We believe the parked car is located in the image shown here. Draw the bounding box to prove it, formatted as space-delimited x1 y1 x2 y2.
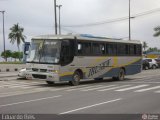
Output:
142 59 150 70
18 68 27 78
143 58 158 69
155 58 160 68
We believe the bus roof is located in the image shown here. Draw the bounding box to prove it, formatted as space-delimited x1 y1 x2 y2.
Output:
32 34 141 44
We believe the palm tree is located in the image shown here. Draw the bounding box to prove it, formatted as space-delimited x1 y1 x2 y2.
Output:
9 23 26 50
154 26 160 37
142 41 148 51
8 23 26 60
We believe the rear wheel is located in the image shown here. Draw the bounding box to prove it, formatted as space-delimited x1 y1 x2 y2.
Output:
112 68 125 81
69 71 81 86
46 81 54 85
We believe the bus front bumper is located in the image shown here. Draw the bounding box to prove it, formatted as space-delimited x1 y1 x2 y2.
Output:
25 72 60 82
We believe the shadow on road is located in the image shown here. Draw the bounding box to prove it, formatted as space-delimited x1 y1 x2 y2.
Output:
15 77 134 88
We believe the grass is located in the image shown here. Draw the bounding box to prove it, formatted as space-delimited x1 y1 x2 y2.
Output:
0 61 23 64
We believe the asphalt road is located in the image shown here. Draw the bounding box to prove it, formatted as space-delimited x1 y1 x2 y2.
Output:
0 69 160 120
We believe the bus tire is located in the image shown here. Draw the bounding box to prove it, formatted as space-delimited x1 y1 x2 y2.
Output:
69 71 81 86
117 68 125 80
46 81 55 85
113 68 125 81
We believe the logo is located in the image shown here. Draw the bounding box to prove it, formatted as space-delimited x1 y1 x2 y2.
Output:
142 114 148 120
88 59 111 77
142 114 159 120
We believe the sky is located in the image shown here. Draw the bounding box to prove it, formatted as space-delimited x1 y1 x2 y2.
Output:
0 0 160 56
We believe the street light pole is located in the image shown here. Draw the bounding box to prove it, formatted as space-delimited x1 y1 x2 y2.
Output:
0 11 6 61
54 0 58 35
57 5 62 35
129 0 131 40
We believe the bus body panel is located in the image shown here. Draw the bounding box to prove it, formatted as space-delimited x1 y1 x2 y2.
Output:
26 34 142 83
59 56 142 81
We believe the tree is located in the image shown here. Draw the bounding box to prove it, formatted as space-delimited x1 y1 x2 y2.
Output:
146 47 160 53
1 50 12 62
11 51 23 61
142 41 148 51
8 23 26 60
153 26 160 37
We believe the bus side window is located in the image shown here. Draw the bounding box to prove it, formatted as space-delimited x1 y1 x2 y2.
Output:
137 44 142 56
106 43 117 56
61 40 74 66
129 45 134 55
78 43 82 54
92 43 105 55
77 42 91 56
125 44 129 55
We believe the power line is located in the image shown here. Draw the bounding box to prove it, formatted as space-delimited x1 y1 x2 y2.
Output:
62 7 160 28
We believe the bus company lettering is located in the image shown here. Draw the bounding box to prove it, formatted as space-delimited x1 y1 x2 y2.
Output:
88 59 111 77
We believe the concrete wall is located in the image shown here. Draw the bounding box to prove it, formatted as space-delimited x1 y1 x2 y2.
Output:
0 64 26 72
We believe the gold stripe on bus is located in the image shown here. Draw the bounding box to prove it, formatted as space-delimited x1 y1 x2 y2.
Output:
59 72 74 77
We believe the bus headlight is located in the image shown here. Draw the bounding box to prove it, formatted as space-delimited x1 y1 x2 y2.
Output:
48 70 59 73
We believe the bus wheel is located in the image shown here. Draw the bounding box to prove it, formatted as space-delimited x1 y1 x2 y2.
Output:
113 69 125 81
69 71 81 86
46 81 54 85
117 68 125 80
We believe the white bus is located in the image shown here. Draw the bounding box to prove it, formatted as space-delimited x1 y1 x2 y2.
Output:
25 34 142 85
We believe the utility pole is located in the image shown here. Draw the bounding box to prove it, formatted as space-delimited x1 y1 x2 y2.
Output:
54 0 58 35
0 11 6 61
129 0 131 40
57 5 62 35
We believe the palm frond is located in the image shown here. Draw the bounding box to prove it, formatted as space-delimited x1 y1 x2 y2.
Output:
8 23 26 49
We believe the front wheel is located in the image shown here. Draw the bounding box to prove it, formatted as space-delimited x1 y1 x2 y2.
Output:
69 72 81 86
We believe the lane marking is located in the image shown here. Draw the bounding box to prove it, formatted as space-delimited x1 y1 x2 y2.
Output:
98 85 131 91
0 95 62 108
66 85 104 92
135 86 160 92
0 85 33 89
115 84 149 92
81 85 116 91
1 81 41 86
155 91 160 93
0 89 47 98
59 98 122 114
116 82 160 84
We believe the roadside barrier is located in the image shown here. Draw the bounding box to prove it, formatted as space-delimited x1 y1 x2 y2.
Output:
0 64 26 72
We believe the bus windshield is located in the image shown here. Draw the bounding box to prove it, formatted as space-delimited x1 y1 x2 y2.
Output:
27 39 61 64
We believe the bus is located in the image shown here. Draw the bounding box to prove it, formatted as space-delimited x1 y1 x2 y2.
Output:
25 34 142 85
